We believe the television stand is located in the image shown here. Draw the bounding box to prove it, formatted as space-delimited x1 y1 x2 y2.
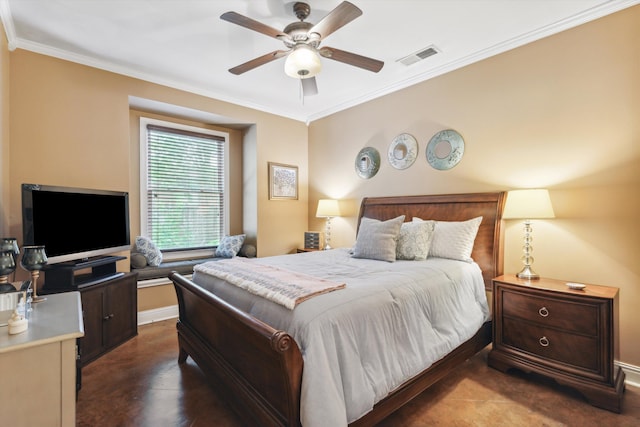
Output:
41 256 138 373
43 255 126 291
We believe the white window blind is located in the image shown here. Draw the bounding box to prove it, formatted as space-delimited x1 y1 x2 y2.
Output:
145 124 225 251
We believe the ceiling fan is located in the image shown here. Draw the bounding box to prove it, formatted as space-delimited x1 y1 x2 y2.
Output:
221 1 384 96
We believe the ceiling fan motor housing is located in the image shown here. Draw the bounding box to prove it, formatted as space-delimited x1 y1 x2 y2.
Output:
283 7 322 79
283 21 320 48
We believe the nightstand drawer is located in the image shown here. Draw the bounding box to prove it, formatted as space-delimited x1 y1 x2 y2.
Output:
502 317 599 372
502 289 598 336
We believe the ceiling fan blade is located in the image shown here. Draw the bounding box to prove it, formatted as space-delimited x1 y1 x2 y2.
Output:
319 47 384 73
301 77 318 96
308 1 362 40
221 11 291 42
228 50 289 75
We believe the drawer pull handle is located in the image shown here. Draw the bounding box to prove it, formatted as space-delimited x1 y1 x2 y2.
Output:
538 307 549 317
539 336 550 347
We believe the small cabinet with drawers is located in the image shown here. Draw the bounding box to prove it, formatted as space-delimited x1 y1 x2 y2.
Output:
488 275 625 412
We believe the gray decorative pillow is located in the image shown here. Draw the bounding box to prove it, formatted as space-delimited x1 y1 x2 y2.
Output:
130 252 148 269
352 215 405 262
418 216 483 262
215 234 246 258
396 220 436 260
134 236 163 266
238 243 256 258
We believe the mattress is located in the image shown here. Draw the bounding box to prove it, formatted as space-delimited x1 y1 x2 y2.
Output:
192 248 490 427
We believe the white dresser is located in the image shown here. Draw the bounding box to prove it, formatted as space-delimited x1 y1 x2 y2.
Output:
0 292 84 426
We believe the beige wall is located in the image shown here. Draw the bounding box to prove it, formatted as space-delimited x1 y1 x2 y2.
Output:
0 27 9 236
309 7 640 366
5 50 308 308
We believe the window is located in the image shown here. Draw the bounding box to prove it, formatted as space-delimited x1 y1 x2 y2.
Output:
140 118 229 252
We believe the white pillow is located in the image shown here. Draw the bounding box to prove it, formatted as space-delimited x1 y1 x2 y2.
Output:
396 220 436 260
352 215 405 262
414 216 482 262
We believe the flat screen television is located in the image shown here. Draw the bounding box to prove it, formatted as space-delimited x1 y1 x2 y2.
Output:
22 183 131 265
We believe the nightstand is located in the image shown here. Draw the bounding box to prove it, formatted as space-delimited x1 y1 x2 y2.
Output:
488 275 625 413
297 248 321 253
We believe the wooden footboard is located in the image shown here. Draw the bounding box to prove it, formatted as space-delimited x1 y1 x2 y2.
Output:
171 272 303 427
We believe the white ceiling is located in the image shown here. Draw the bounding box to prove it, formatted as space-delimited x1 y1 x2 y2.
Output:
1 0 637 123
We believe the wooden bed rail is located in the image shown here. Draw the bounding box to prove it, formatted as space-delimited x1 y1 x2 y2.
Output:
170 272 303 427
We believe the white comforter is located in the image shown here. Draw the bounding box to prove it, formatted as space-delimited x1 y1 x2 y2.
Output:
192 248 490 427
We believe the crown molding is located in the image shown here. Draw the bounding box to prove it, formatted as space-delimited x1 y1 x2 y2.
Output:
0 0 17 51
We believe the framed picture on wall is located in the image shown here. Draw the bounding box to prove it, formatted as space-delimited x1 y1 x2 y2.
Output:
268 162 298 200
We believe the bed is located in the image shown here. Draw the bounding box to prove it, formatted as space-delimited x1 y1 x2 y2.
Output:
170 192 506 426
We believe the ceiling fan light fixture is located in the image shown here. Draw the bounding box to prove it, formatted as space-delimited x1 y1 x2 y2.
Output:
284 44 322 79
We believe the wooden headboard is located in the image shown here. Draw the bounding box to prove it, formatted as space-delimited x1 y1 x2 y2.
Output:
357 192 506 289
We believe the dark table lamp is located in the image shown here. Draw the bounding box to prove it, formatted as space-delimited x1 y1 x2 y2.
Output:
1 238 20 282
0 250 17 287
21 245 48 303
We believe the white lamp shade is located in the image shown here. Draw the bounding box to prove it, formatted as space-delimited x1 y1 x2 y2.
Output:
316 199 341 218
503 189 555 219
285 45 322 79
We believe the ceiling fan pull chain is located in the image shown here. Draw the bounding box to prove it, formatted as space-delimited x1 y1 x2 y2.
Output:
299 79 305 105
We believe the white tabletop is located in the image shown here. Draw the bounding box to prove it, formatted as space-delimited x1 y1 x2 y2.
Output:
0 291 84 353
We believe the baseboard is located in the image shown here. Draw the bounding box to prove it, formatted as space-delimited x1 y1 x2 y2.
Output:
137 304 178 326
617 360 640 388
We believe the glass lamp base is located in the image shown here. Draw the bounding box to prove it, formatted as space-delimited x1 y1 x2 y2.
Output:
516 265 540 280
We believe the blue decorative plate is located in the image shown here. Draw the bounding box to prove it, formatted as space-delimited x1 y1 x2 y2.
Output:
355 147 380 179
426 129 464 170
388 133 418 170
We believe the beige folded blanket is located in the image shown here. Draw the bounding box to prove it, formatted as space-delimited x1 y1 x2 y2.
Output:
195 257 345 309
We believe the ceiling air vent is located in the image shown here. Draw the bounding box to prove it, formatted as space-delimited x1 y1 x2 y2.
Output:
397 45 440 66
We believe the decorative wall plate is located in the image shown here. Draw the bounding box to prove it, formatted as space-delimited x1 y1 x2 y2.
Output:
355 147 380 179
387 133 418 170
426 129 465 170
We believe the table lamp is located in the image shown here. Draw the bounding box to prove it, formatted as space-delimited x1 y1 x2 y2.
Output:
0 250 16 286
20 245 48 302
1 238 20 282
503 189 555 280
316 199 341 250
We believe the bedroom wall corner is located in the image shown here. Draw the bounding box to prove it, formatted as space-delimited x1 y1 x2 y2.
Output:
255 118 310 257
0 21 9 237
242 124 258 249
